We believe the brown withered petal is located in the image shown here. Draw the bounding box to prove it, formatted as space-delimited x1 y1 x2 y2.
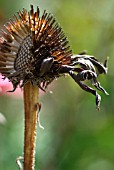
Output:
0 5 108 109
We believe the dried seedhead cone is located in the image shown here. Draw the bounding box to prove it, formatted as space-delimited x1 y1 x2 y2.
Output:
0 5 108 108
0 5 72 91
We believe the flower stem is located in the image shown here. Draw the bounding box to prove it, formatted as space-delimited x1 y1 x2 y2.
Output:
23 81 39 170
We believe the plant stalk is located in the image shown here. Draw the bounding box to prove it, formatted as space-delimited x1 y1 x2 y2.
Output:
23 81 39 170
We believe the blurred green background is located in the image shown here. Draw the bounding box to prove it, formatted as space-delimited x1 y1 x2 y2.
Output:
0 0 114 170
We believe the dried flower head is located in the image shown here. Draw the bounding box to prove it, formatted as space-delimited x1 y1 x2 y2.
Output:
0 5 108 109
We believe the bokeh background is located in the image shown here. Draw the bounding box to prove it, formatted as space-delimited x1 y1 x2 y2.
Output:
0 0 114 170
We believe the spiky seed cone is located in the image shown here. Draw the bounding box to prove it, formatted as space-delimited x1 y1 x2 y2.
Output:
0 5 72 91
0 5 72 170
0 4 108 168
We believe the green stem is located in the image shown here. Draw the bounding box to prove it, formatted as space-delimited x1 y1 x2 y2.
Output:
23 81 39 170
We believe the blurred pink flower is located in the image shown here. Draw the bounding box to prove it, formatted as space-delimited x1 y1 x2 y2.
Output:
0 74 47 98
0 74 22 98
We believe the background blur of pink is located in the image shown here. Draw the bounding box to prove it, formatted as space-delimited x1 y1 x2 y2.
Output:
0 74 22 97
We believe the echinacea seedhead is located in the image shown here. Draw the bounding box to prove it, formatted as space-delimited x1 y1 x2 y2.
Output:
0 5 108 109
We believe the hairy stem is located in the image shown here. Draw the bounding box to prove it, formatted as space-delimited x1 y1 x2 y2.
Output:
23 81 39 170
